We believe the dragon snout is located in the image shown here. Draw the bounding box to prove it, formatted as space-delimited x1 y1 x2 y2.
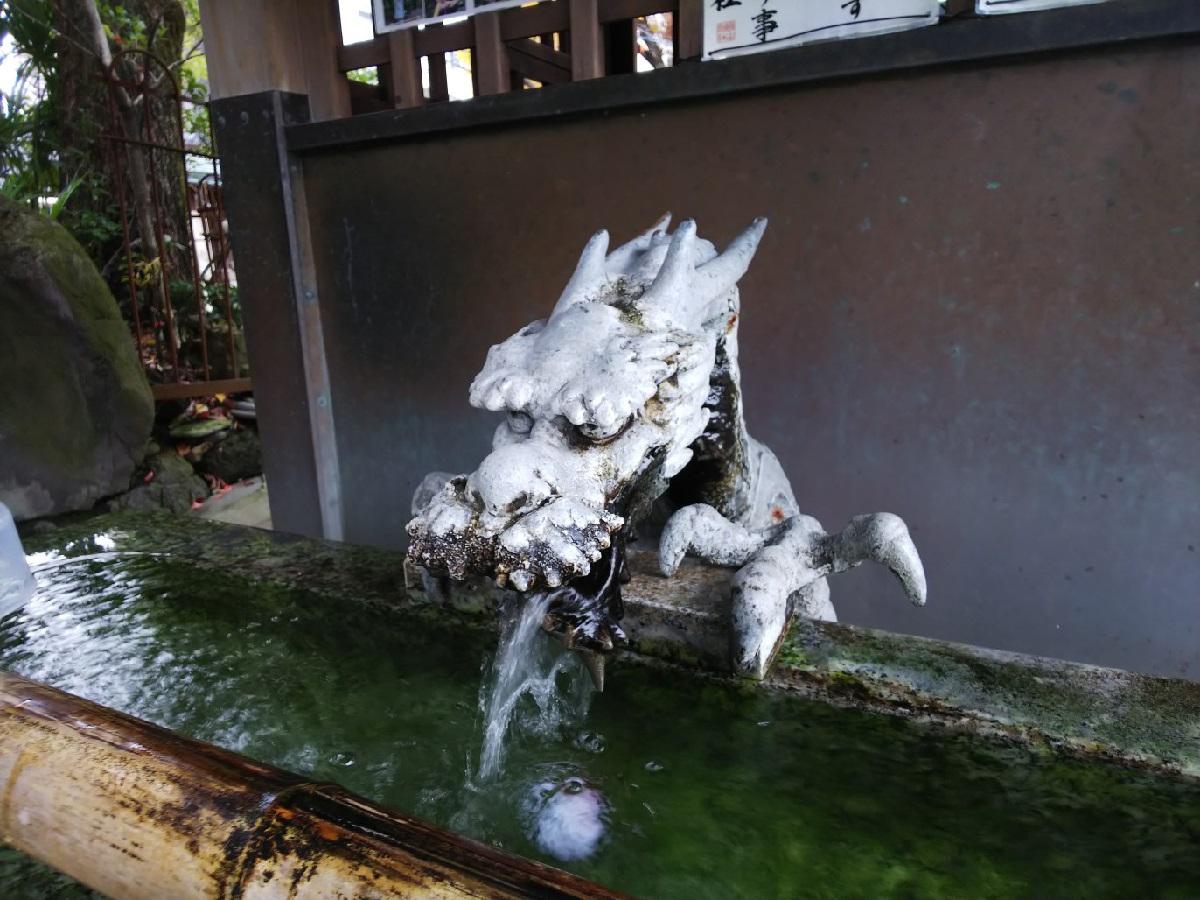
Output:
467 445 559 519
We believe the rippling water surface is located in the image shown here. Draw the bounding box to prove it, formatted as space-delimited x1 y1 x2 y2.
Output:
2 551 1200 898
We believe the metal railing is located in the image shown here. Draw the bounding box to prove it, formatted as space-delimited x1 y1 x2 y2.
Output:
101 48 248 401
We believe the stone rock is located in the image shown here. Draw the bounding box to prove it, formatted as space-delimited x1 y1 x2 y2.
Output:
107 451 207 515
195 428 262 484
0 198 153 520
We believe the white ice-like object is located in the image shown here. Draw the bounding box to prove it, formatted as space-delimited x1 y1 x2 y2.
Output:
0 503 35 619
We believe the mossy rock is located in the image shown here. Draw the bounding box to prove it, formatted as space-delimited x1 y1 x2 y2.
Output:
106 451 207 515
195 428 262 483
0 198 153 520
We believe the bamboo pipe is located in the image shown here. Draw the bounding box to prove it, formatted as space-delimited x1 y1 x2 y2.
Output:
0 671 626 899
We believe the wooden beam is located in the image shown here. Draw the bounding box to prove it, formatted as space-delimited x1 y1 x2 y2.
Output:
151 377 252 401
347 78 391 114
473 12 511 95
509 36 572 71
331 0 670 76
499 1 570 40
335 4 580 72
569 0 604 80
293 0 352 120
387 28 425 108
598 0 673 23
507 38 572 85
417 19 475 56
337 37 389 71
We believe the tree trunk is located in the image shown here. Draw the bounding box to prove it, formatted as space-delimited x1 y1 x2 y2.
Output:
54 0 192 375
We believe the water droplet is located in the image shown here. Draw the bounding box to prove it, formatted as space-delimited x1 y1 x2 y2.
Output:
328 750 355 767
757 720 772 728
644 760 664 772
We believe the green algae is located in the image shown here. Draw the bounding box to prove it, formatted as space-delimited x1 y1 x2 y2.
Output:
23 511 1200 781
771 618 1200 777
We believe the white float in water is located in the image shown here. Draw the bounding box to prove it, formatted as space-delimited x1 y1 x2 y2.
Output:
0 503 35 619
522 774 610 862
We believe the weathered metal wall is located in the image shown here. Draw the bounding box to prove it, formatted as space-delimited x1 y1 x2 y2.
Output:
289 37 1198 680
214 93 326 536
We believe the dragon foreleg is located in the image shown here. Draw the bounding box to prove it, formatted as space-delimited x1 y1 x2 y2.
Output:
660 504 927 678
658 503 784 576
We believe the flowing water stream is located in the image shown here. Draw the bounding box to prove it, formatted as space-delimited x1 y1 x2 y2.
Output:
2 549 1200 898
476 592 592 782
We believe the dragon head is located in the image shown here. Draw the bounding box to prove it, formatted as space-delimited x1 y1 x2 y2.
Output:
407 215 766 656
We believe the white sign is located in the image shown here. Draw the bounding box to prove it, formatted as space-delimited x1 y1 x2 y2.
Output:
703 0 941 61
977 0 1110 14
372 0 532 33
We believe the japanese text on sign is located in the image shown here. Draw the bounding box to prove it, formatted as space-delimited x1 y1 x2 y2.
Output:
703 0 941 60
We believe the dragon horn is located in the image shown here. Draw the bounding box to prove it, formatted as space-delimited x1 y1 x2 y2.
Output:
551 228 610 317
604 212 671 274
691 217 768 312
638 218 697 319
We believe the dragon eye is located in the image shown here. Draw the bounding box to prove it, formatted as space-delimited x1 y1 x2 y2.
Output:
507 411 534 435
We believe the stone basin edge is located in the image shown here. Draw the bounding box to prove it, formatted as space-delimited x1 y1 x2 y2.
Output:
23 511 1200 779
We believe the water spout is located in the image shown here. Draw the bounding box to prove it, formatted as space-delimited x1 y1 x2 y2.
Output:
476 594 593 782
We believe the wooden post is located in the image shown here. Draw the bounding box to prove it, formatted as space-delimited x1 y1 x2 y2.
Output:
0 670 626 899
387 29 425 108
424 23 451 103
675 0 704 63
198 0 350 121
473 11 511 95
198 0 306 98
427 52 450 103
568 0 604 80
293 0 352 120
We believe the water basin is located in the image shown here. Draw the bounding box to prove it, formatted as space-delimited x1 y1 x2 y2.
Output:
3 521 1199 898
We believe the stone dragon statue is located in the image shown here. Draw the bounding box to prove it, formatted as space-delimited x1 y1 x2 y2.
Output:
407 215 926 687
